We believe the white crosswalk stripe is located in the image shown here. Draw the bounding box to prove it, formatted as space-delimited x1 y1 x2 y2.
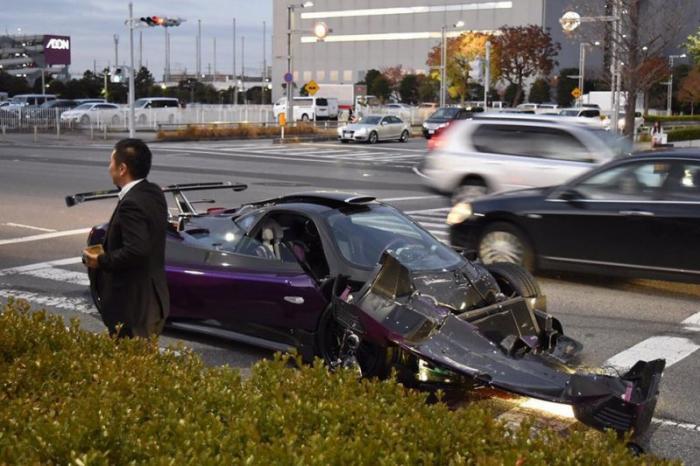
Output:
406 207 451 242
156 142 424 167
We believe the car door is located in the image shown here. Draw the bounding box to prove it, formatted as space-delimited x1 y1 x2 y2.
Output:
531 159 670 272
378 116 392 140
653 160 700 277
166 213 325 332
388 116 404 138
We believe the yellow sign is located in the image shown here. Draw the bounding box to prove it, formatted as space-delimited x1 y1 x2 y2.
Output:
571 87 582 99
306 80 320 96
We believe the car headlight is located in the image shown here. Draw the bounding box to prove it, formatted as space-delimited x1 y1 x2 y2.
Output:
355 127 367 135
446 202 473 225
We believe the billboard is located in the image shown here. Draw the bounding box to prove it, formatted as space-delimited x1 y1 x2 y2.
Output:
43 35 71 65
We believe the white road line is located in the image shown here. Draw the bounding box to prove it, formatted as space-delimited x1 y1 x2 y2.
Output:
304 142 426 153
381 195 442 202
0 256 83 276
652 417 700 433
0 228 91 246
22 268 90 286
5 222 57 233
414 221 447 229
682 311 700 333
0 289 94 314
406 207 452 214
604 336 700 371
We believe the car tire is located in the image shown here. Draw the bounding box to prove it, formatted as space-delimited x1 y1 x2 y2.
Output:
340 139 349 144
478 222 535 270
111 115 120 125
451 178 488 204
484 262 540 300
368 131 378 144
80 115 90 126
316 307 392 379
399 130 409 142
301 114 309 122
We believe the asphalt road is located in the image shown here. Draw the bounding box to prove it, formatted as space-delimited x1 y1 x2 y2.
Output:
0 134 698 463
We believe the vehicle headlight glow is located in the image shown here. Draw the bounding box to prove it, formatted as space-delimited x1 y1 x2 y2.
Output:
446 202 473 225
520 398 575 419
355 127 367 135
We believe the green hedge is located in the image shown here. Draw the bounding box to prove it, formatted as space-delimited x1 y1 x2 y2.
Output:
667 126 700 142
644 115 700 123
0 299 677 465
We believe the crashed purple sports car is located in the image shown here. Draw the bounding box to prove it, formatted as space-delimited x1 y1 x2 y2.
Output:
67 182 665 442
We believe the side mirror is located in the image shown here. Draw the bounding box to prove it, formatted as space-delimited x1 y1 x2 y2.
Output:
557 188 581 202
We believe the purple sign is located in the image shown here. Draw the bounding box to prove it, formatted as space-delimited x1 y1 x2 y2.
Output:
284 72 293 83
43 35 71 66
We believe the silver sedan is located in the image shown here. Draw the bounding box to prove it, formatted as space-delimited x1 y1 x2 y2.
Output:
337 115 411 144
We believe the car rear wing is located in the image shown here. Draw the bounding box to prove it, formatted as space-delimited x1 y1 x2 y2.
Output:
65 181 247 215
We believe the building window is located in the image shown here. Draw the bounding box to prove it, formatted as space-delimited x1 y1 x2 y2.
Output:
329 70 338 81
293 71 299 82
343 70 352 82
316 70 326 81
300 2 513 20
303 71 312 82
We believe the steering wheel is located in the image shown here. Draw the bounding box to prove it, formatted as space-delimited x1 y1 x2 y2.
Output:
385 238 429 263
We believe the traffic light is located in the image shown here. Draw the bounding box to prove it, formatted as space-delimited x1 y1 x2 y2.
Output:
139 16 183 27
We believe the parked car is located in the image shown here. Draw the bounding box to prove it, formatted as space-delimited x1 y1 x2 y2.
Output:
60 102 122 126
4 93 57 111
66 182 665 442
422 107 473 139
447 150 700 283
273 96 339 121
382 103 414 121
416 102 438 120
134 97 181 125
337 115 410 143
416 115 620 202
558 107 601 118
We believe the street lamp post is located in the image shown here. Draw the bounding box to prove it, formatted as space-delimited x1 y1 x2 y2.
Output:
286 2 314 126
440 20 464 108
483 41 491 109
667 54 687 116
128 3 135 137
560 9 620 131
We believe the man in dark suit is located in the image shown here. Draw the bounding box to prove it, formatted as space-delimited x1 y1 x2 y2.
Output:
83 138 169 338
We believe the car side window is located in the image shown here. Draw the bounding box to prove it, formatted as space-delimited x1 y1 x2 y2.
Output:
664 162 700 201
472 124 548 158
574 161 672 201
534 128 594 163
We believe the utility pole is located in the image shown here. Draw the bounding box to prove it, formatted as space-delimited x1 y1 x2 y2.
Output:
196 19 202 77
113 34 119 69
483 41 491 109
139 31 143 69
262 20 266 105
232 18 236 81
213 37 217 82
128 2 135 137
241 36 245 104
578 42 586 107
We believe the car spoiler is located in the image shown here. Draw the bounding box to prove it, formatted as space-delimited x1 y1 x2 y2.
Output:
65 181 247 214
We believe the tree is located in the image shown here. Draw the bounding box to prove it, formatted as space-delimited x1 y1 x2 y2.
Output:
372 75 392 102
0 72 30 96
398 74 420 104
495 25 560 106
135 67 155 99
426 32 501 104
381 65 404 99
504 83 524 106
686 27 700 63
417 75 438 103
571 0 691 136
528 78 551 103
556 68 579 107
678 66 700 114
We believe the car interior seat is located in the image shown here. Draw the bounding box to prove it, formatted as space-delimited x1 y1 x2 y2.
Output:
256 219 283 260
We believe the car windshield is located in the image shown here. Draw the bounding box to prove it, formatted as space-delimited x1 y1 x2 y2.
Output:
430 108 460 119
560 110 580 116
359 116 381 125
74 103 94 110
325 205 463 270
134 99 148 108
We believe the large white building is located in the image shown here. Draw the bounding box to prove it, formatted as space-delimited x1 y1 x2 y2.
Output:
271 0 579 101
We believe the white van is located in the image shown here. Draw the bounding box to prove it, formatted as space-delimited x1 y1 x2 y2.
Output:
273 96 339 121
5 94 57 110
134 97 181 125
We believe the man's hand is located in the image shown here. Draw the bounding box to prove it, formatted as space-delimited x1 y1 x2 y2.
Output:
82 248 102 269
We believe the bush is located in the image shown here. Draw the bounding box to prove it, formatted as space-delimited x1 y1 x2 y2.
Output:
667 126 700 142
528 79 551 104
0 300 677 465
644 115 700 123
157 123 334 141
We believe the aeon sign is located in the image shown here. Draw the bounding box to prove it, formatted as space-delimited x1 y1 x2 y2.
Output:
43 35 71 65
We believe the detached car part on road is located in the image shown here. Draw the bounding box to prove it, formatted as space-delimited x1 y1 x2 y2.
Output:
67 182 665 442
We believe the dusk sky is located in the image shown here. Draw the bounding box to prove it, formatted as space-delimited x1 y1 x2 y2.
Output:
3 0 273 79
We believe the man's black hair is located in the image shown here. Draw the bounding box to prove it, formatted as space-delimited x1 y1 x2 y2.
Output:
113 138 152 179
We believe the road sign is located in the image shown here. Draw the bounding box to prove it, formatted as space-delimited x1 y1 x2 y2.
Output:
284 72 293 84
571 87 582 99
306 80 320 96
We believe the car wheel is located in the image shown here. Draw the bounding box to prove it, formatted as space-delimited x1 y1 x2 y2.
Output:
80 115 90 126
301 114 309 122
368 131 378 144
340 139 349 144
484 262 540 300
316 307 391 378
399 130 410 142
478 222 535 270
451 178 488 204
111 115 120 125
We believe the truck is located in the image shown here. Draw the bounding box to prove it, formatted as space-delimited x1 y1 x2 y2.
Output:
298 83 380 119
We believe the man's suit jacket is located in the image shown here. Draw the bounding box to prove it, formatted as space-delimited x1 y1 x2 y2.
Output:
97 180 169 338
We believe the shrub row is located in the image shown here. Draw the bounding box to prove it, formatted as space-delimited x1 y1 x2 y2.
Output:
157 123 334 141
667 126 700 142
644 115 700 123
0 299 676 465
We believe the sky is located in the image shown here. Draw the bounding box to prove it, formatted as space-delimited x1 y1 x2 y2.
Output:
2 0 273 80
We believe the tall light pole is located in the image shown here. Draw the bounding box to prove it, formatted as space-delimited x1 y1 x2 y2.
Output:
440 20 464 108
483 41 491 109
560 9 620 131
113 34 119 68
286 1 314 125
232 18 236 84
128 3 135 137
262 20 266 105
667 54 687 116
